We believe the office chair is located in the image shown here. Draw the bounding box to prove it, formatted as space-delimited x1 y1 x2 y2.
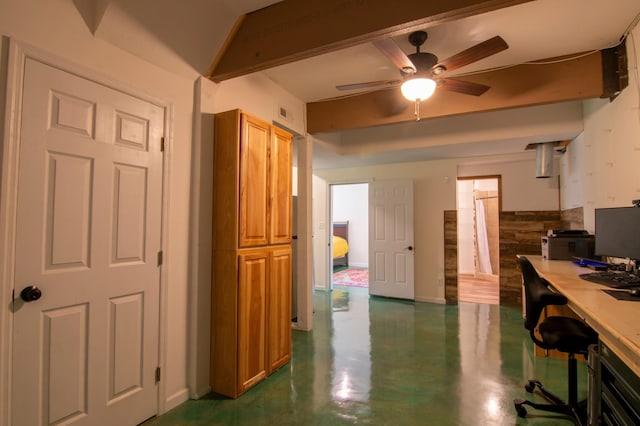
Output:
513 256 598 425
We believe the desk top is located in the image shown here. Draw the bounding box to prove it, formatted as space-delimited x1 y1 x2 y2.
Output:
526 255 640 376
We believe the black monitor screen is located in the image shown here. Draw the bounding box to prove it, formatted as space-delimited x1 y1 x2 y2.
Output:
595 207 640 260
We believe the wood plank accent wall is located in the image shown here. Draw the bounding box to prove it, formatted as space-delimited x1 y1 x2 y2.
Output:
499 211 562 306
443 210 562 307
444 211 458 304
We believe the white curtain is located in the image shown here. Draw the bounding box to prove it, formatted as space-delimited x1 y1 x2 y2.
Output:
475 199 492 274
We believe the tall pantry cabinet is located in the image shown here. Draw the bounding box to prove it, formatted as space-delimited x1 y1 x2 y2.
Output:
210 109 293 398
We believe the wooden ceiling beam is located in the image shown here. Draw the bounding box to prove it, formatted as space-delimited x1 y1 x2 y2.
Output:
306 51 607 134
208 0 534 82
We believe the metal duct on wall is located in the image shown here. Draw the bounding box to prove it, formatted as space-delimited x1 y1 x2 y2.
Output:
535 142 556 178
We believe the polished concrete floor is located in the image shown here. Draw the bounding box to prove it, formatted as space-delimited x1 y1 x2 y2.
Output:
146 285 588 425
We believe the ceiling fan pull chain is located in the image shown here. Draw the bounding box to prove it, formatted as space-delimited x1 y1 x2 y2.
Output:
414 100 421 121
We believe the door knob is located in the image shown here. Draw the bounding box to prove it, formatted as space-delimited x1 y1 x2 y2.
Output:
407 246 413 251
20 285 42 302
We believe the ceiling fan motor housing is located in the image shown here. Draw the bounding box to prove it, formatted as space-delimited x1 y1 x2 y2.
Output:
408 30 428 48
403 52 439 78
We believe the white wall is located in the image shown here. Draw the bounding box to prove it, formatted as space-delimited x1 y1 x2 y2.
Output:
560 22 640 231
315 160 457 303
332 183 369 267
313 175 329 289
314 151 559 303
0 0 202 414
199 73 306 136
458 155 560 211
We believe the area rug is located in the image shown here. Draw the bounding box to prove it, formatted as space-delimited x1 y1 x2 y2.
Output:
333 267 369 287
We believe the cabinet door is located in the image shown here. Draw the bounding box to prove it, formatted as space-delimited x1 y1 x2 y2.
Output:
267 246 292 373
238 250 268 393
269 127 293 245
239 114 270 247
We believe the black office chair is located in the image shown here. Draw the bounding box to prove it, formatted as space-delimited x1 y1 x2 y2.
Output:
514 256 598 425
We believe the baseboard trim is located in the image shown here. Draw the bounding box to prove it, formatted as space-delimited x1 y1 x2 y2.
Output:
164 387 189 413
190 385 211 400
415 296 446 304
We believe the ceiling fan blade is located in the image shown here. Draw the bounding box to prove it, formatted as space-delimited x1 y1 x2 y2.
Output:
336 79 401 91
434 36 508 74
373 38 416 72
437 78 491 96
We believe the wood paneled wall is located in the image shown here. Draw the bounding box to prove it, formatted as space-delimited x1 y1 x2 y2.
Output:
498 211 562 306
444 210 564 307
444 211 458 304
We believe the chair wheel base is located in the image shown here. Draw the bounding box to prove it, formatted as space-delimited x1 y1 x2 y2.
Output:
513 398 528 418
525 379 540 393
513 396 586 425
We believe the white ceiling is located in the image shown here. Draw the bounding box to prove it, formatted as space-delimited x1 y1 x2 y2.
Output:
88 0 640 169
263 0 640 103
260 0 640 169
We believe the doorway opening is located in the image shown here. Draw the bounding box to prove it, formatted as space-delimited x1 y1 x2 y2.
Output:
456 177 501 304
330 183 369 289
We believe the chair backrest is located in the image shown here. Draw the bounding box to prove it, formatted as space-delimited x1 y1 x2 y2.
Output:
518 256 568 331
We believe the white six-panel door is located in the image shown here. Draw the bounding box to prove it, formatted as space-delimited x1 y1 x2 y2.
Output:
12 58 164 426
369 179 415 300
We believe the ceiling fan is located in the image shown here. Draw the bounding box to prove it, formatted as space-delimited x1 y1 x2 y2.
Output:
336 31 508 117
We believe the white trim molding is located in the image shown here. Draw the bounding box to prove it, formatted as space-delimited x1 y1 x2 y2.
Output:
0 37 27 426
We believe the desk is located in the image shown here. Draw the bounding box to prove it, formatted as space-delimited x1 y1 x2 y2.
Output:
526 255 640 377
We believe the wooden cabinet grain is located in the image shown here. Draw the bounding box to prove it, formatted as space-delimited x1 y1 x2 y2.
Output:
267 246 292 372
210 109 292 398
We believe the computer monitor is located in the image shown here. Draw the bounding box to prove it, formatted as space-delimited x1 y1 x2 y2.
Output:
595 207 640 261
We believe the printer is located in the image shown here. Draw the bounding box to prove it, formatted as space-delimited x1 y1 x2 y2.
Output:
541 230 595 260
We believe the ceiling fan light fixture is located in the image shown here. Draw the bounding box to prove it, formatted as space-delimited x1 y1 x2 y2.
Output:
401 77 436 101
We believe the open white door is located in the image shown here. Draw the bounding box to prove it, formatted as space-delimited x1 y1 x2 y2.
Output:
369 179 415 299
11 58 164 426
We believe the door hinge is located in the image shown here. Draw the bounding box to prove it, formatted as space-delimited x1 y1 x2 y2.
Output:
155 366 161 383
157 250 163 266
160 137 165 152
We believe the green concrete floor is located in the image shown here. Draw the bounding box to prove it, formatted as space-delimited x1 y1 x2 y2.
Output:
145 285 588 425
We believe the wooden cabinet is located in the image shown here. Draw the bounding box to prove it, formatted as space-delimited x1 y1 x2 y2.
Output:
236 114 292 248
210 109 292 398
237 249 268 393
267 246 292 372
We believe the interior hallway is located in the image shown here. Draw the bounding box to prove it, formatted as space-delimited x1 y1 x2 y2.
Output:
146 286 587 425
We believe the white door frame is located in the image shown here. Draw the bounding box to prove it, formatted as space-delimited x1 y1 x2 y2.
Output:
326 179 371 291
0 39 173 425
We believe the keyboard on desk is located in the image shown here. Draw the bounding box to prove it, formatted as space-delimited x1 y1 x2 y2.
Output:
579 271 640 288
